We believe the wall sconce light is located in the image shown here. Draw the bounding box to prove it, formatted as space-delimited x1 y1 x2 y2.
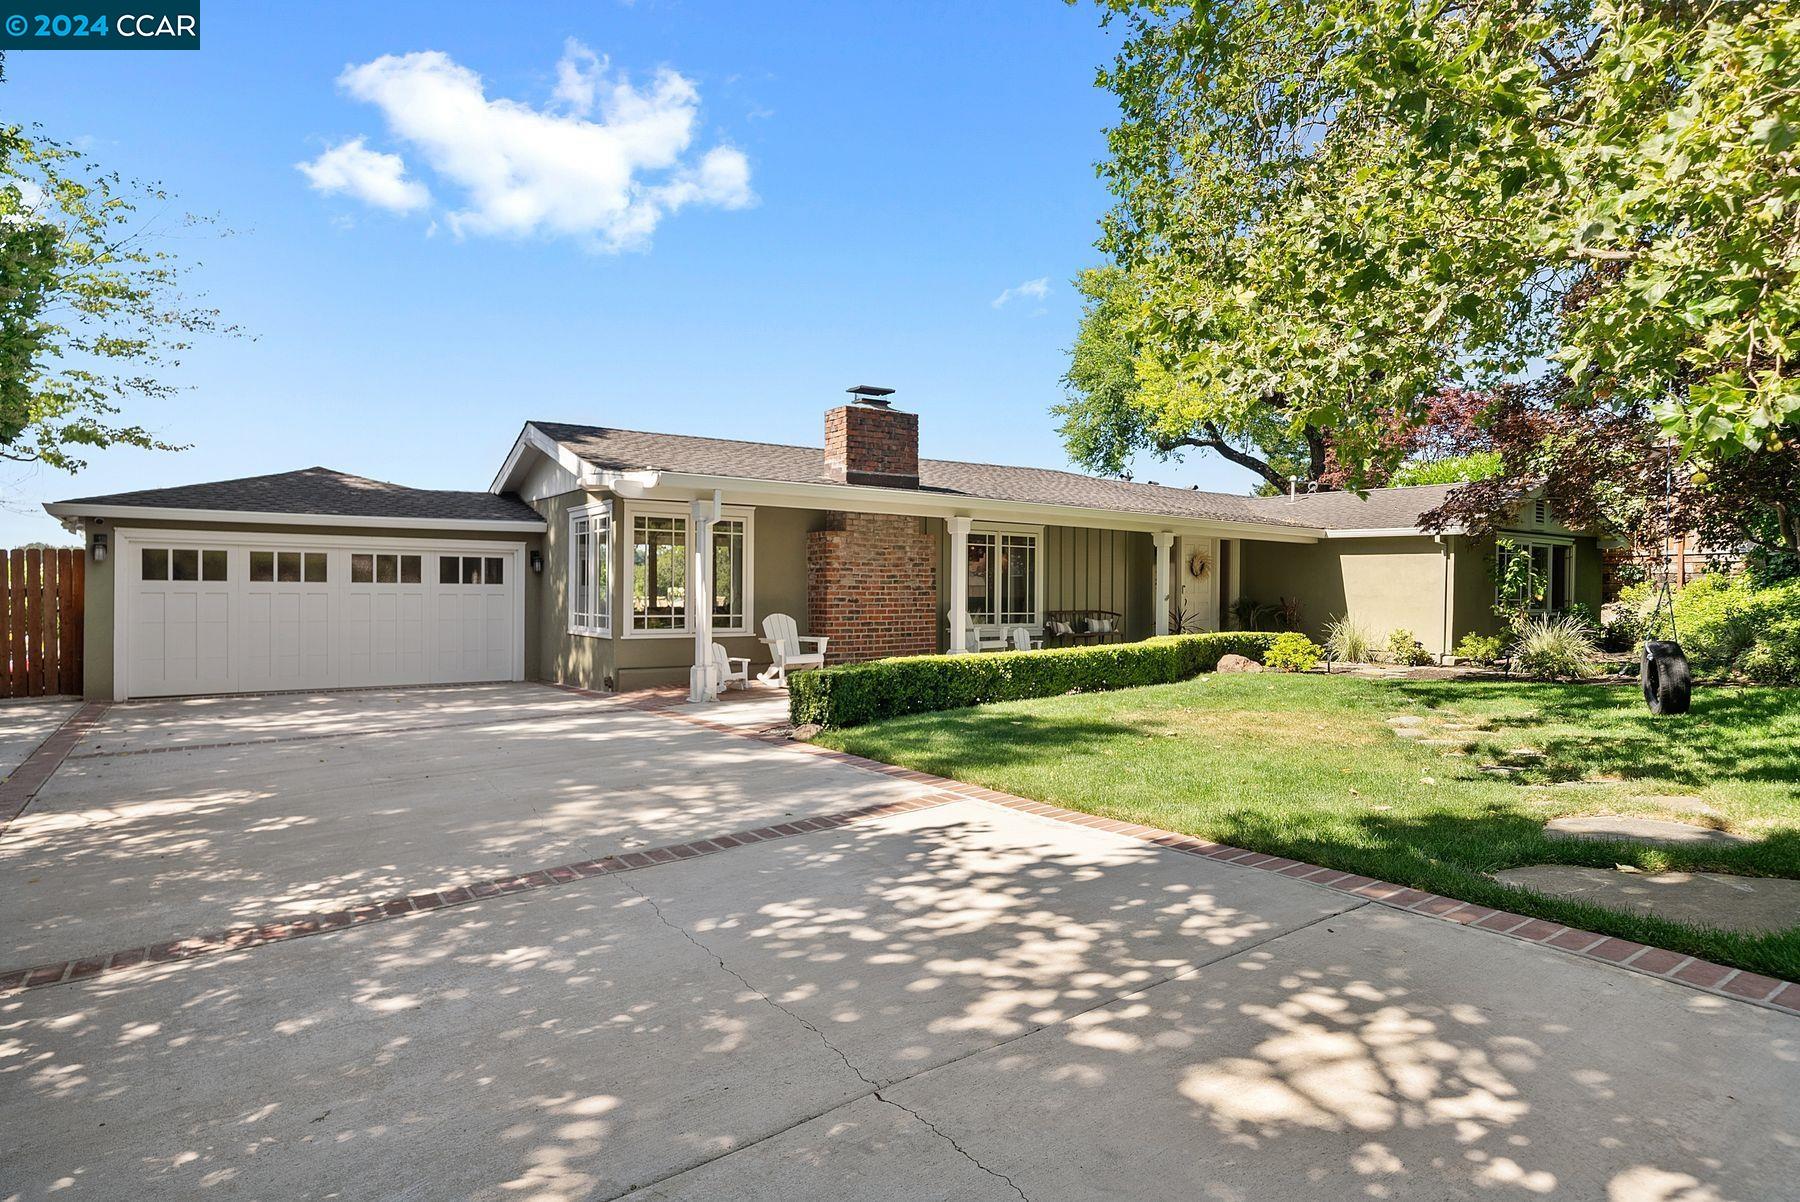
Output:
92 533 108 563
530 550 544 573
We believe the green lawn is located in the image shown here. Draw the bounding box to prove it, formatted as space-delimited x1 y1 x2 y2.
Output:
816 673 1800 981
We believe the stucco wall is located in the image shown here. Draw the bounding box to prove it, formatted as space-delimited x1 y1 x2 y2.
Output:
78 516 541 699
1448 532 1606 644
1240 536 1455 655
1240 530 1607 658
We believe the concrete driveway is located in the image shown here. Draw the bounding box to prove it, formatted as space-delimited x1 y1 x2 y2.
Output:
1 684 1795 1199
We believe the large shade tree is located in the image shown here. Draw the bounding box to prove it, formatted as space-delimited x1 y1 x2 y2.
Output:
2 66 233 472
1070 0 1799 551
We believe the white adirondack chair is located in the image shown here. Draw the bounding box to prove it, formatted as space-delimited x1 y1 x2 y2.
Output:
710 642 751 695
759 613 827 685
1008 626 1041 652
950 611 1006 653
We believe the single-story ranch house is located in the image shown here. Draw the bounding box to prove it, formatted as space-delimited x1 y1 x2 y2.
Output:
45 390 1600 700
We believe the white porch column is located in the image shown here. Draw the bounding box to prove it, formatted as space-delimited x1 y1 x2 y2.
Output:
688 492 721 702
1154 530 1175 636
948 515 972 654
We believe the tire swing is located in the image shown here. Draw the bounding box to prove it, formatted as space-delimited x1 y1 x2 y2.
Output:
1642 445 1692 715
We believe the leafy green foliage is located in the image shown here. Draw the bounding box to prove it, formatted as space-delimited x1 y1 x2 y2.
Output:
1386 452 1504 487
1 120 236 470
1455 633 1508 664
787 632 1279 728
1086 0 1799 490
1056 267 1326 489
1385 628 1435 666
1510 615 1600 679
1620 572 1800 682
1323 616 1373 663
1263 631 1324 672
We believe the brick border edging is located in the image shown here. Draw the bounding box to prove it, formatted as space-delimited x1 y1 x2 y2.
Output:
0 701 109 839
618 688 1800 1020
0 791 957 995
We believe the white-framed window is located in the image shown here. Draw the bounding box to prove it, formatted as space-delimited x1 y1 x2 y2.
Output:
1498 538 1574 614
711 516 749 633
623 501 754 636
569 504 610 637
967 526 1041 627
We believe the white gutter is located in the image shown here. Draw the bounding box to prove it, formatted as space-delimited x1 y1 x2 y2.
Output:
619 470 1328 543
41 502 546 533
1322 525 1466 539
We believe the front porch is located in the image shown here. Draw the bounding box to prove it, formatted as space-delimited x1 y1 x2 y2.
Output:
678 499 1255 702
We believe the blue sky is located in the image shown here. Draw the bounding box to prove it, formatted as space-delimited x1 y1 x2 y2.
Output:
1 0 1263 545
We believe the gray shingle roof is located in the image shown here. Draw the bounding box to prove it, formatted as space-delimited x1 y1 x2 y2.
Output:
1253 482 1464 530
56 467 543 525
531 422 1460 532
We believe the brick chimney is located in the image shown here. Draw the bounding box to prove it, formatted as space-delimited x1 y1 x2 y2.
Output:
824 386 919 488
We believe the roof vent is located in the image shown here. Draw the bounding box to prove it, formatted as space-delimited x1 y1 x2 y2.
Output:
846 384 896 409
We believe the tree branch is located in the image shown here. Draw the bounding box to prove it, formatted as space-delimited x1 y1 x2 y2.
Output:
1159 424 1290 490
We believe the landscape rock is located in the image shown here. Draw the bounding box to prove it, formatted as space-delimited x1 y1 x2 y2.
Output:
1216 654 1264 673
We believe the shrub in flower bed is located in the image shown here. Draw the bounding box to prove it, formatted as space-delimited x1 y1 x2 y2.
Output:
788 632 1280 728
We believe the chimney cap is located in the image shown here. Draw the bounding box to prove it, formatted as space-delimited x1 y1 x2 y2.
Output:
846 384 896 408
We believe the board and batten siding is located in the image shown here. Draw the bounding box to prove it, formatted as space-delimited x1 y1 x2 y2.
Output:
933 521 1157 646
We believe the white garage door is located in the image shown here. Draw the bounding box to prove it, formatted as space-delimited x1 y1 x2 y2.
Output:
121 535 523 699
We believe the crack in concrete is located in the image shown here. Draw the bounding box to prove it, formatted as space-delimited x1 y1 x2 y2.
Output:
617 874 1031 1201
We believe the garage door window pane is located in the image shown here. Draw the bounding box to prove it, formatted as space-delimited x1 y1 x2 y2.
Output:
304 553 328 583
142 548 168 580
202 550 228 581
171 549 199 581
462 556 482 584
484 557 504 585
351 554 373 583
250 551 274 582
277 552 302 583
401 555 421 584
376 554 398 584
439 556 459 585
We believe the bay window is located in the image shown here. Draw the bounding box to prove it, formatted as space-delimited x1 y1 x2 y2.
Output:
967 528 1040 627
623 502 753 636
569 506 610 636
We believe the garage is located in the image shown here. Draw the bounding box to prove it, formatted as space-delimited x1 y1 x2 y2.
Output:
44 466 546 700
120 533 525 698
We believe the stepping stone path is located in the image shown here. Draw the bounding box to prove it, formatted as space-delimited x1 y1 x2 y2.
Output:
1544 815 1750 848
1496 865 1800 934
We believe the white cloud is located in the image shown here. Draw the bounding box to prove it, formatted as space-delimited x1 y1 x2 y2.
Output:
309 41 753 252
296 137 430 213
992 277 1051 309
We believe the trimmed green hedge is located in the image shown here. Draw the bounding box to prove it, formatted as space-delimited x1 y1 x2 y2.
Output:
788 632 1280 729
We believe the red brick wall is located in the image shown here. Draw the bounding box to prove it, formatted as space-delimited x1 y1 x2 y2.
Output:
823 405 919 488
807 511 938 663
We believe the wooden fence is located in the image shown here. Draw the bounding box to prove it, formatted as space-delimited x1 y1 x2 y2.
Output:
3 547 84 698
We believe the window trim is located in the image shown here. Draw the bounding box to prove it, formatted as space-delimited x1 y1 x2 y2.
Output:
966 522 1044 633
621 499 756 639
568 501 612 638
1496 536 1577 614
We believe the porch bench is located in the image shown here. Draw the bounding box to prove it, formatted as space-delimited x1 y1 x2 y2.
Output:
1042 609 1126 647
